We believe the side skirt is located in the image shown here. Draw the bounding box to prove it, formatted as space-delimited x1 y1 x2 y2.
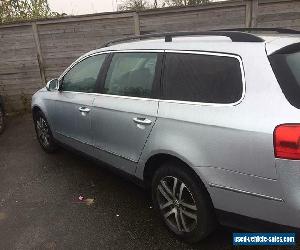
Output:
55 139 145 188
216 209 300 233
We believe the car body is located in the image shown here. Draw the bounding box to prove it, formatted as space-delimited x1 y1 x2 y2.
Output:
32 29 300 242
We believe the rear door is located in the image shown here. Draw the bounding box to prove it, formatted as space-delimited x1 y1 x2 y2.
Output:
92 51 163 171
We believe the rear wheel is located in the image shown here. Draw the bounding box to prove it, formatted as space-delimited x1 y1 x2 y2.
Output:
34 111 57 153
152 161 216 243
0 107 5 134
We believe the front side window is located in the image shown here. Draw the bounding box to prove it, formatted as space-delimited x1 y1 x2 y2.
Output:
163 53 243 104
103 52 158 98
61 54 106 93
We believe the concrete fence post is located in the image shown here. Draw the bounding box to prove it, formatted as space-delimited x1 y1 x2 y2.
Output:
245 0 259 28
251 0 259 27
32 22 46 85
133 12 141 36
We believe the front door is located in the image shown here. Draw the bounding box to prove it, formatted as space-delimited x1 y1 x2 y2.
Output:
53 53 107 150
92 51 163 171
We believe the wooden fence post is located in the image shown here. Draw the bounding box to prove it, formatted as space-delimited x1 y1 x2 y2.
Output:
32 22 46 85
133 12 141 36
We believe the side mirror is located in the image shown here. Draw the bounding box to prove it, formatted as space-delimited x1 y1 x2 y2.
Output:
46 79 59 91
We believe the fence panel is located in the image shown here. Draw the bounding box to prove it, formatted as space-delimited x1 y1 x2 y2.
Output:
257 0 300 30
38 15 135 81
0 0 300 112
0 25 42 112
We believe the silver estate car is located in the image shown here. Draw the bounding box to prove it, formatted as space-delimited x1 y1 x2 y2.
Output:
32 28 300 243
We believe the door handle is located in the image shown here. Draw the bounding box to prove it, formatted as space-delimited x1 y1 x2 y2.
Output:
133 117 152 125
78 107 91 113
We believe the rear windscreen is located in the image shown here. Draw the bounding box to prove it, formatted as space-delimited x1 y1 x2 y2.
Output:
269 46 300 108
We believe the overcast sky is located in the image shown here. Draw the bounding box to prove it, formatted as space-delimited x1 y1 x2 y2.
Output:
48 0 117 15
48 0 222 15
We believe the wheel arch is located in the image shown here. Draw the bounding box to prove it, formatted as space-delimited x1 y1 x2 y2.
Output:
32 105 43 120
143 153 209 193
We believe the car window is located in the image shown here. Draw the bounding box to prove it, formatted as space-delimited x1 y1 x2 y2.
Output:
61 54 106 93
270 48 300 109
103 52 158 98
286 52 300 84
163 53 243 104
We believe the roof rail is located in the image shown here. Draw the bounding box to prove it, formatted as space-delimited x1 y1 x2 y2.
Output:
214 28 300 35
101 30 264 47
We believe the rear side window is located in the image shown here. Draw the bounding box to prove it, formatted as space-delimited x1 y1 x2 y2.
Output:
103 52 158 98
163 53 243 104
269 47 300 109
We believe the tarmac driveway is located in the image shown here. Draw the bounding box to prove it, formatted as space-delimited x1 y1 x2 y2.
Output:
0 114 246 249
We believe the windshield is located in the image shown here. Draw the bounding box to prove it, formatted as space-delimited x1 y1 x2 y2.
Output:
269 47 300 109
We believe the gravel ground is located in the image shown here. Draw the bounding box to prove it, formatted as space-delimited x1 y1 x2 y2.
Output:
0 114 297 250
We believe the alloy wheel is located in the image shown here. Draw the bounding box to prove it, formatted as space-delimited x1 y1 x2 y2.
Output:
156 176 198 234
36 116 50 147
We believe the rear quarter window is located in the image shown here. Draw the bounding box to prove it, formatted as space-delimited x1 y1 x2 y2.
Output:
269 45 300 109
163 52 244 104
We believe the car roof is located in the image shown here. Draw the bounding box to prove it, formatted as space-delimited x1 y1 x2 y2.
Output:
83 32 300 59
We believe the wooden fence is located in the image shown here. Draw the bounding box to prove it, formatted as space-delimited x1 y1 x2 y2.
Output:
0 0 300 113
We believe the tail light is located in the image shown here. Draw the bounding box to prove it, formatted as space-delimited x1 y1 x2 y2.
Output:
274 124 300 160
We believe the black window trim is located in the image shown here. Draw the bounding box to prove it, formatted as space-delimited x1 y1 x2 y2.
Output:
161 50 246 106
96 50 164 100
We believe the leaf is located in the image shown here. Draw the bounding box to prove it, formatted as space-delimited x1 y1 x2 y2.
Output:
84 198 94 206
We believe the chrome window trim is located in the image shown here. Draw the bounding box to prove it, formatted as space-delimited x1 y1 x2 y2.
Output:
161 50 246 107
54 90 160 102
56 49 246 107
58 50 164 83
58 51 110 82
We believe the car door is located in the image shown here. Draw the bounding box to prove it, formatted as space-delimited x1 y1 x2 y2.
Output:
52 53 107 151
91 51 163 172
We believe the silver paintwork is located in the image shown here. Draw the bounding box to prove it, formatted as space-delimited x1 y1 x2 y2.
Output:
208 183 284 202
32 35 300 229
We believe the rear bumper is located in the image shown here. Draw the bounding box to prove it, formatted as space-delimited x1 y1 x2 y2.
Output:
276 159 300 213
275 159 300 228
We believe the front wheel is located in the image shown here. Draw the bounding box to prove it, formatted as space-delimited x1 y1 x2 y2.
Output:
34 111 57 153
152 161 216 243
0 107 5 134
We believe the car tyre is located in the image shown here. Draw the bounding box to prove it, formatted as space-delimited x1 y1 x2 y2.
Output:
0 106 5 135
152 161 216 243
34 110 57 153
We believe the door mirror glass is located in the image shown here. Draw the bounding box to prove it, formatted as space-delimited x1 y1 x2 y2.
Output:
46 79 59 91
